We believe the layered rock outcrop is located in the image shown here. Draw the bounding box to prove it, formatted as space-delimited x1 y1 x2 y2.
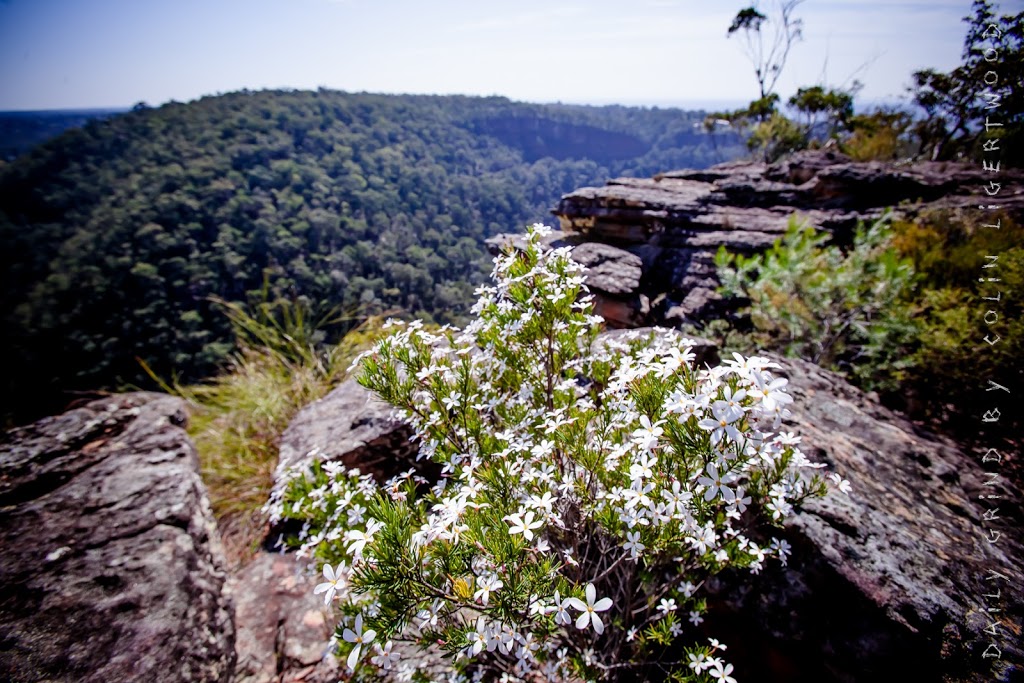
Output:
0 393 235 683
708 355 1023 683
539 150 1024 327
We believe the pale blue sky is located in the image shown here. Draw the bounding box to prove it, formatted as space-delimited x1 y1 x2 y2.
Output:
0 0 1000 111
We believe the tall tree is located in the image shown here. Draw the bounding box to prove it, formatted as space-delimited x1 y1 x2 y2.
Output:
910 0 1023 161
727 0 805 110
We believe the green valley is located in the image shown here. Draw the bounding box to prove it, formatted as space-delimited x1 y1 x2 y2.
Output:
0 89 742 423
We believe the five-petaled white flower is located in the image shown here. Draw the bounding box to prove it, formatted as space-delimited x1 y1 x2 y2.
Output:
698 402 744 444
623 530 645 560
551 590 573 626
504 510 544 541
710 661 738 683
697 463 736 502
473 573 503 606
752 372 792 411
370 640 399 670
688 652 710 672
657 598 677 614
313 563 345 605
565 583 613 634
343 613 376 671
467 616 498 656
632 415 665 451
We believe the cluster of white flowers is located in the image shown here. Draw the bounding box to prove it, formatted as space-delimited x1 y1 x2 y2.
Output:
271 224 847 682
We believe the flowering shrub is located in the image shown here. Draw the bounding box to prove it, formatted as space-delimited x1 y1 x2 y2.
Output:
271 224 845 682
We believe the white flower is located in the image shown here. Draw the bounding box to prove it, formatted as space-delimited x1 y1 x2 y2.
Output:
623 531 645 560
771 538 792 565
688 652 710 672
528 490 556 513
629 451 658 481
551 590 573 626
626 626 639 642
370 640 399 670
690 525 718 554
698 402 743 444
688 610 704 626
343 614 377 671
345 518 383 558
662 480 692 516
504 510 544 541
313 563 345 605
697 463 736 502
565 583 613 634
730 487 752 513
829 472 852 494
752 372 792 411
710 661 738 683
346 503 366 526
467 616 498 656
473 573 503 606
632 415 664 450
657 598 677 614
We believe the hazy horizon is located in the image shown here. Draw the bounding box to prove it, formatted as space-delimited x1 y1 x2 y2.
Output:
0 92 914 117
0 0 978 112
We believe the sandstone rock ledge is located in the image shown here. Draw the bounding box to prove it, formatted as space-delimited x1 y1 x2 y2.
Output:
0 393 235 683
541 150 1024 328
707 356 1023 683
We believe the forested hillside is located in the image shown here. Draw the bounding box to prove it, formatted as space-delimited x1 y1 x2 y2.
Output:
0 89 742 422
0 108 126 160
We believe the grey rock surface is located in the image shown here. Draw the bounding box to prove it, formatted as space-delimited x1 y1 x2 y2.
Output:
570 241 643 296
0 393 235 683
707 356 1023 683
230 552 339 683
275 378 418 487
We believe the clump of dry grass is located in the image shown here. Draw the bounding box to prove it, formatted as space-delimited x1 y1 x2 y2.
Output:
152 297 388 565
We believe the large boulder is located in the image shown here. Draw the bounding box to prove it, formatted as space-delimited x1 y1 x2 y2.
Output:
274 378 418 488
0 393 235 683
570 241 643 296
707 356 1023 683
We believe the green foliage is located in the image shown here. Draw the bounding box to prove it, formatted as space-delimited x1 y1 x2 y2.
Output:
720 2 868 162
788 85 855 140
745 112 808 163
713 208 1023 441
841 108 917 161
909 1 1023 163
715 215 917 391
0 90 744 424
887 211 1023 435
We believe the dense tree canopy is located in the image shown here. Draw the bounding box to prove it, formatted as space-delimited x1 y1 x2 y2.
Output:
0 89 743 423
